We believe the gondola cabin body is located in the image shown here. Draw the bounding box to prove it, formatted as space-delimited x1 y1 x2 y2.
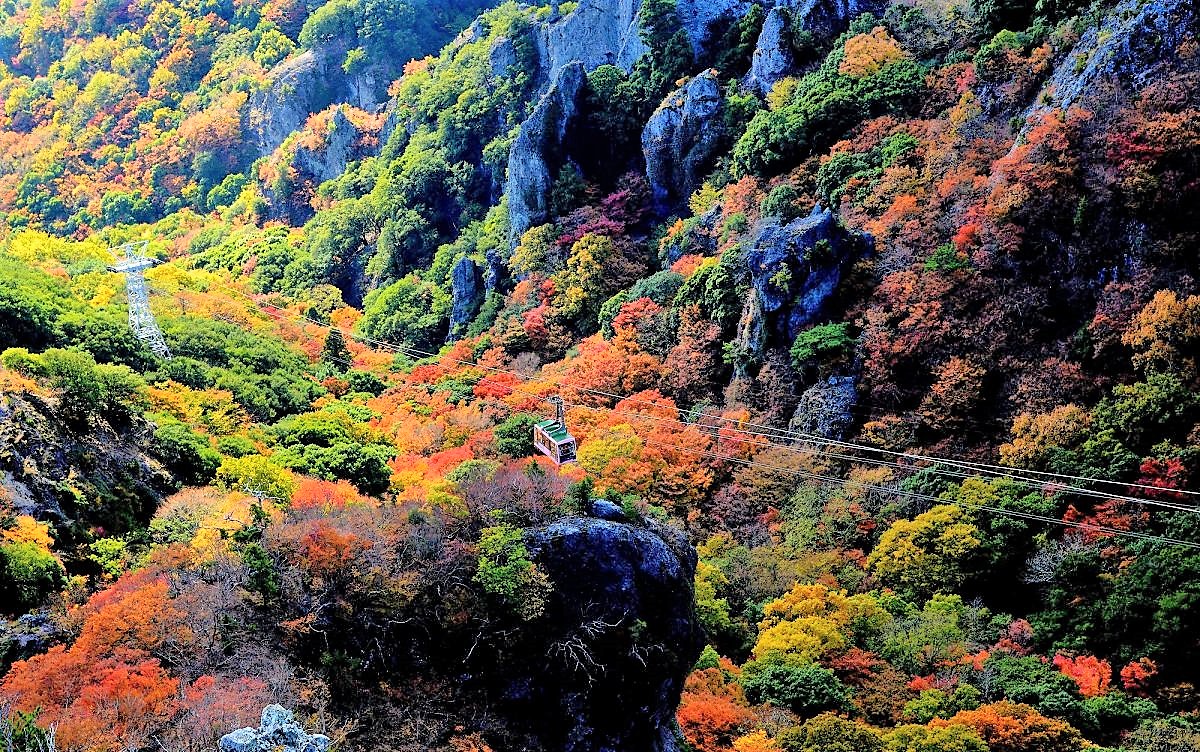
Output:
533 418 577 464
534 399 577 464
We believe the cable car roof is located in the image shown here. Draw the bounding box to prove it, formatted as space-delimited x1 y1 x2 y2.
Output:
535 418 573 444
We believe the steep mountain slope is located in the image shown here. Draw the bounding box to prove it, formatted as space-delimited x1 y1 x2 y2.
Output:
2 0 1200 750
0 0 497 233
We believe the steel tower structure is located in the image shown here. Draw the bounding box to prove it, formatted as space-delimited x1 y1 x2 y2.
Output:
107 241 172 359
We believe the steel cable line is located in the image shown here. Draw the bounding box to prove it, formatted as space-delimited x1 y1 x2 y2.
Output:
547 397 1200 514
560 381 1200 500
308 311 1200 513
638 437 1200 550
204 276 1200 511
288 324 1200 547
197 276 1200 514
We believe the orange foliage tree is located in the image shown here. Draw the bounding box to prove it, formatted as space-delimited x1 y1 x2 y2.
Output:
677 661 755 752
935 702 1086 752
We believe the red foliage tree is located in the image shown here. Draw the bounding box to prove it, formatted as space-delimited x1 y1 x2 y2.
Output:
1119 658 1157 696
1053 654 1112 697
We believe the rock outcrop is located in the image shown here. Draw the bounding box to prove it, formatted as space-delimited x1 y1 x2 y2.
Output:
734 286 769 376
0 391 170 527
740 206 871 348
791 375 858 439
746 7 795 95
745 0 889 93
534 0 647 82
506 62 586 246
493 517 703 752
642 70 726 209
448 256 484 340
1 613 68 667
676 0 756 55
219 705 330 752
261 106 376 224
788 0 887 45
532 0 755 88
290 107 362 187
247 47 388 158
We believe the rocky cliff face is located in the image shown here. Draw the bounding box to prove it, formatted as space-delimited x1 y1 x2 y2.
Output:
448 256 485 339
532 0 753 87
291 108 363 187
786 0 888 44
210 514 702 751
490 516 703 752
1025 0 1197 124
746 6 795 95
506 62 586 246
262 106 374 224
534 0 648 82
676 0 755 55
247 48 388 158
642 70 726 210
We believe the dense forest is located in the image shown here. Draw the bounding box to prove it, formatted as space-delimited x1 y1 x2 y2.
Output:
1 0 1199 749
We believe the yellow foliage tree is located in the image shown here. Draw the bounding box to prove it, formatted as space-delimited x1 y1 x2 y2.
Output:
866 505 982 600
5 229 108 267
510 224 561 277
765 77 800 111
559 233 616 319
2 515 55 552
146 382 249 435
839 28 909 77
1122 289 1200 378
999 404 1091 469
215 455 297 502
753 583 890 663
734 730 782 752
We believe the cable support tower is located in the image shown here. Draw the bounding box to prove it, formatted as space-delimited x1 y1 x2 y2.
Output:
108 240 171 359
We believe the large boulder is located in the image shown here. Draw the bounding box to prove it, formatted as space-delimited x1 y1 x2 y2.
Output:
743 206 871 342
791 375 858 439
219 705 330 752
494 517 704 752
642 70 726 209
506 62 587 246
